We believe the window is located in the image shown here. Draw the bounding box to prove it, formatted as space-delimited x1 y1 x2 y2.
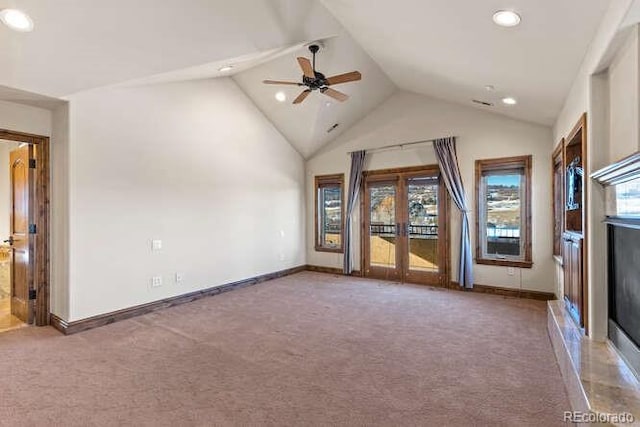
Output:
315 174 344 252
475 155 532 268
614 177 640 217
552 143 564 256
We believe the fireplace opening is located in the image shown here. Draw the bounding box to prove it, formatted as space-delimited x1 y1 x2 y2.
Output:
608 221 640 378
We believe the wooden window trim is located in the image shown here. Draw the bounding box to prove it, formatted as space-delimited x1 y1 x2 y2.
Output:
552 140 564 257
475 155 533 269
314 174 345 253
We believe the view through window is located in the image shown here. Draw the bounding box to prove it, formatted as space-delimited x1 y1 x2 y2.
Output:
615 177 640 217
408 178 439 272
315 174 344 252
476 156 532 268
483 173 522 257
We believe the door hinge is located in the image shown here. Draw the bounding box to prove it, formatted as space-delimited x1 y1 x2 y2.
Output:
29 289 36 300
29 159 36 169
29 224 37 234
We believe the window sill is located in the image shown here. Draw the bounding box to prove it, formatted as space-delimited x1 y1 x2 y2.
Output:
476 258 533 269
315 247 344 254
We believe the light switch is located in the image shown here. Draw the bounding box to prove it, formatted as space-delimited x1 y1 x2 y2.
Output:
152 276 162 287
152 239 162 251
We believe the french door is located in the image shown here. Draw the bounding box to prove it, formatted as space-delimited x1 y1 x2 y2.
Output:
362 166 448 286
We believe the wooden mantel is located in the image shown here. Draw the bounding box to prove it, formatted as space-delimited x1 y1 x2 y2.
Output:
591 151 640 186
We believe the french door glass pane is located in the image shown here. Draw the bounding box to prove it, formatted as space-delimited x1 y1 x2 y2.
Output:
408 178 439 272
484 173 522 257
369 185 396 268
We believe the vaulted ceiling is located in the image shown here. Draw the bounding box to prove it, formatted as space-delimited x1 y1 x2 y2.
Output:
233 33 395 158
0 0 628 158
320 0 612 126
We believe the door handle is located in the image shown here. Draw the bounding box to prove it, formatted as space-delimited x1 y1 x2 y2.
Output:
3 236 14 246
396 223 401 237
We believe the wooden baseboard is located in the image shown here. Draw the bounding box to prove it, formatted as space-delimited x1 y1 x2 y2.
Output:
305 265 362 276
49 265 552 335
449 281 555 301
50 265 307 335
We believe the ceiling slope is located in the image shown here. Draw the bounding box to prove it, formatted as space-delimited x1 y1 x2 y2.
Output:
321 0 612 125
0 0 343 97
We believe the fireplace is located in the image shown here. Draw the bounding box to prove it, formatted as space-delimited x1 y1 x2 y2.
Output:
592 152 640 378
608 219 640 377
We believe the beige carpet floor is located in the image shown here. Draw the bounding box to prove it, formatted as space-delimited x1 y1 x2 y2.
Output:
0 272 570 426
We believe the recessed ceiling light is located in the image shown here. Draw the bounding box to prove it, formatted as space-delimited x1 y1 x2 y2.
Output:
493 10 521 27
484 85 495 92
275 91 287 102
502 97 517 105
325 101 332 107
0 9 34 32
218 65 233 72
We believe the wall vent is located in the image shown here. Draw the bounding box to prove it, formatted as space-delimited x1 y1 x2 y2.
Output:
327 123 339 133
472 99 494 107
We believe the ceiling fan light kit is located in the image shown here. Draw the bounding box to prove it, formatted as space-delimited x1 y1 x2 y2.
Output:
262 44 362 105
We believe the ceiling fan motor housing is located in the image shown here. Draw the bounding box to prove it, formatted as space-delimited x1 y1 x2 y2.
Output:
304 71 327 90
262 42 360 104
304 44 326 90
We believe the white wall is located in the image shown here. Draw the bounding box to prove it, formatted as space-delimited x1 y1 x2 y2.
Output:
307 91 555 293
51 104 70 319
0 100 52 136
552 0 636 339
553 2 633 143
64 77 305 321
609 26 639 161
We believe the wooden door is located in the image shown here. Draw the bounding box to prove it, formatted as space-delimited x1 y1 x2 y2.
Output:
402 174 448 286
570 238 583 326
9 146 34 323
363 167 448 286
563 232 584 327
562 237 572 304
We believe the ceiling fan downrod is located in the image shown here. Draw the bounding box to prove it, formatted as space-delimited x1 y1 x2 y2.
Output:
309 44 320 71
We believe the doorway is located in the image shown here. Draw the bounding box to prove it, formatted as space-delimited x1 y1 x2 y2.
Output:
0 130 50 331
362 165 449 286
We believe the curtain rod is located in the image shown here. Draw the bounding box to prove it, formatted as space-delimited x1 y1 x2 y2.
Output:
346 136 455 156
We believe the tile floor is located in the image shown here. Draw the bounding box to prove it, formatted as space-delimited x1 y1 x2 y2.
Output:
0 297 26 333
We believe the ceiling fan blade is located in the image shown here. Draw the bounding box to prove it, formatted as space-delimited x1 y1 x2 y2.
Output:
293 89 312 104
325 71 362 86
263 80 302 86
321 87 349 102
297 57 315 79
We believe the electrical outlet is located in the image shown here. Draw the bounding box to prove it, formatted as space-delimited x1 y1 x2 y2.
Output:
175 273 183 284
151 276 162 287
507 267 515 276
152 239 162 251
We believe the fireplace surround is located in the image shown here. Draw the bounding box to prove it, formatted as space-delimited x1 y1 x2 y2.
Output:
592 151 640 378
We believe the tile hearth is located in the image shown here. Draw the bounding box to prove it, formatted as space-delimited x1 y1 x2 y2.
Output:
548 300 640 425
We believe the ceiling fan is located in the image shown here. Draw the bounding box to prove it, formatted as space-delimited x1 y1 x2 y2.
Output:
263 44 362 104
